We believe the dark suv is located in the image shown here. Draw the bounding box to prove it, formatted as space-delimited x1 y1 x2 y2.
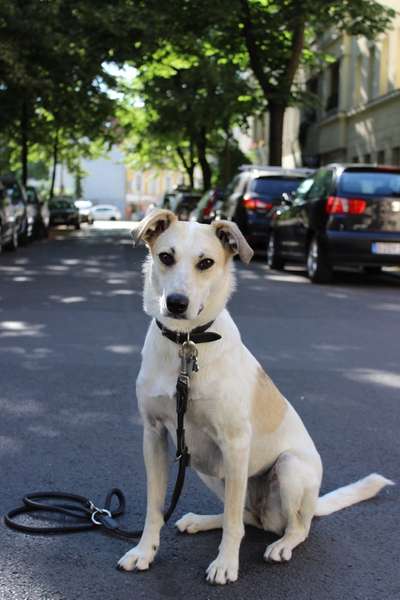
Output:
267 164 400 282
0 180 19 251
220 166 314 249
0 175 29 245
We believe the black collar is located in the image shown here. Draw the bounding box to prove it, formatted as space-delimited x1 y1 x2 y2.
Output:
156 319 221 345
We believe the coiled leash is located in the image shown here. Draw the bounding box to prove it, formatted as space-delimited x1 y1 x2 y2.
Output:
4 321 221 539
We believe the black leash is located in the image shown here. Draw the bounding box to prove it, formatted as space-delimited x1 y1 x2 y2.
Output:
4 320 220 539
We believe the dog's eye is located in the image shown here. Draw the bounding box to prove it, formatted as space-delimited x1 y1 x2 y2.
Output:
197 258 214 271
159 252 175 266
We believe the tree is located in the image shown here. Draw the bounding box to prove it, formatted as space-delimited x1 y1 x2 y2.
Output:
138 0 395 166
120 53 259 190
0 0 141 185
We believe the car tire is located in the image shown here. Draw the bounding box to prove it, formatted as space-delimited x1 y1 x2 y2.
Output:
306 236 332 283
363 266 382 275
267 232 285 270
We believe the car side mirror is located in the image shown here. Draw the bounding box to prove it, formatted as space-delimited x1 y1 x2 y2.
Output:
281 192 294 206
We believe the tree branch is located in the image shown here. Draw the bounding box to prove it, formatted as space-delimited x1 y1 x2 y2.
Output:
239 0 272 97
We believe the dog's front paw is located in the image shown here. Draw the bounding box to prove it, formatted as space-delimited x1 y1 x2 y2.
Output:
206 555 239 585
117 544 157 572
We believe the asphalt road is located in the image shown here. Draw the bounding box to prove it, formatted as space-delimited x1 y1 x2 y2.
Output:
0 223 399 600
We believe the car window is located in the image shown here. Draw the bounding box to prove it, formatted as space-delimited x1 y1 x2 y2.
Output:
225 176 240 197
250 177 304 197
26 188 37 204
4 182 23 205
338 170 400 197
305 169 333 200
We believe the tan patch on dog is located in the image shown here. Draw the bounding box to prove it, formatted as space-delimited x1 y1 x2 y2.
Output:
251 367 287 434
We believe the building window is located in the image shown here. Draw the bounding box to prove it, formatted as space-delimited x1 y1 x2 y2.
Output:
326 60 340 112
364 153 371 164
149 177 157 195
392 147 400 166
352 156 359 163
353 54 363 106
377 150 385 165
134 173 142 192
368 45 377 100
379 35 389 96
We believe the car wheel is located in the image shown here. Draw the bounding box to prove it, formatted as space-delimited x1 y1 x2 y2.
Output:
306 236 332 283
267 232 285 270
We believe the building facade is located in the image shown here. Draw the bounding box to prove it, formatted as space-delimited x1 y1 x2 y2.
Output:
252 0 400 168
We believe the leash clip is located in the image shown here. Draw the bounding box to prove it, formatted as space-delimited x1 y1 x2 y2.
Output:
89 501 112 525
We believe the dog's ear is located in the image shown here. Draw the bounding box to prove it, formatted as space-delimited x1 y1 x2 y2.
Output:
213 220 253 263
131 209 177 247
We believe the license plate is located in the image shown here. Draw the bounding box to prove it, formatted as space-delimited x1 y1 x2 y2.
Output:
372 242 400 255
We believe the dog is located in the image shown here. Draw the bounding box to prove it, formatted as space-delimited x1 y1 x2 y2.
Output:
117 208 393 584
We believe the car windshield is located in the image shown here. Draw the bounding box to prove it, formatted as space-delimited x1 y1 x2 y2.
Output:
295 178 314 198
250 177 304 197
51 200 74 209
339 170 400 197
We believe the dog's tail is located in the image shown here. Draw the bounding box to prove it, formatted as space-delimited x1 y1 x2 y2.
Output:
314 473 394 517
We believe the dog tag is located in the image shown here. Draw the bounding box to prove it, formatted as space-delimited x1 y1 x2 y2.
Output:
180 340 199 375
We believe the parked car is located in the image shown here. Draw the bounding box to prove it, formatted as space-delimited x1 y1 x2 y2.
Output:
190 188 225 224
267 163 400 283
0 175 29 244
0 179 19 251
172 191 202 220
74 199 94 224
26 185 50 238
89 204 121 221
220 165 315 249
49 197 80 229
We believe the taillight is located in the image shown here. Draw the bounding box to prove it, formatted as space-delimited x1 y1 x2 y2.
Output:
326 196 366 215
243 194 272 212
203 199 213 217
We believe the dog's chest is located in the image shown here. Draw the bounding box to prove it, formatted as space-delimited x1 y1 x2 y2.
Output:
143 381 224 479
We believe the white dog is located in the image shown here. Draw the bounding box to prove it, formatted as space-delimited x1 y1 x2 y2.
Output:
118 209 393 585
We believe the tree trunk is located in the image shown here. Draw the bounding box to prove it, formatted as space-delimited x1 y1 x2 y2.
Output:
268 102 286 166
176 145 195 189
20 101 29 185
196 128 212 191
49 131 59 200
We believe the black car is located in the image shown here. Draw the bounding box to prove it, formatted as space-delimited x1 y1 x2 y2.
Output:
267 164 400 283
221 165 314 249
26 186 50 239
173 191 202 220
0 175 29 244
49 197 80 229
0 180 19 251
190 188 225 224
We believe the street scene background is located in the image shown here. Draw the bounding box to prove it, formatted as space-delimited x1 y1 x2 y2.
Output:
1 0 400 598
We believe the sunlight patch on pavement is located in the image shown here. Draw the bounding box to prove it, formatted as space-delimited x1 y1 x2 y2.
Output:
346 368 400 390
265 273 308 283
90 220 133 230
50 295 86 303
105 344 139 354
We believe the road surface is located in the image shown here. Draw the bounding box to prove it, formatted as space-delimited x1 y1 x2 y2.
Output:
0 223 399 600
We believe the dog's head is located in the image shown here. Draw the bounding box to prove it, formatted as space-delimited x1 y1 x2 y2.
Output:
132 209 253 328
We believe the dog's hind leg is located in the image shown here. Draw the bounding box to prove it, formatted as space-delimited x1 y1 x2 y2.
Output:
263 452 320 563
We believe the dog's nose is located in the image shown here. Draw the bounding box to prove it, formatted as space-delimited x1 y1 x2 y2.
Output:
166 293 189 316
